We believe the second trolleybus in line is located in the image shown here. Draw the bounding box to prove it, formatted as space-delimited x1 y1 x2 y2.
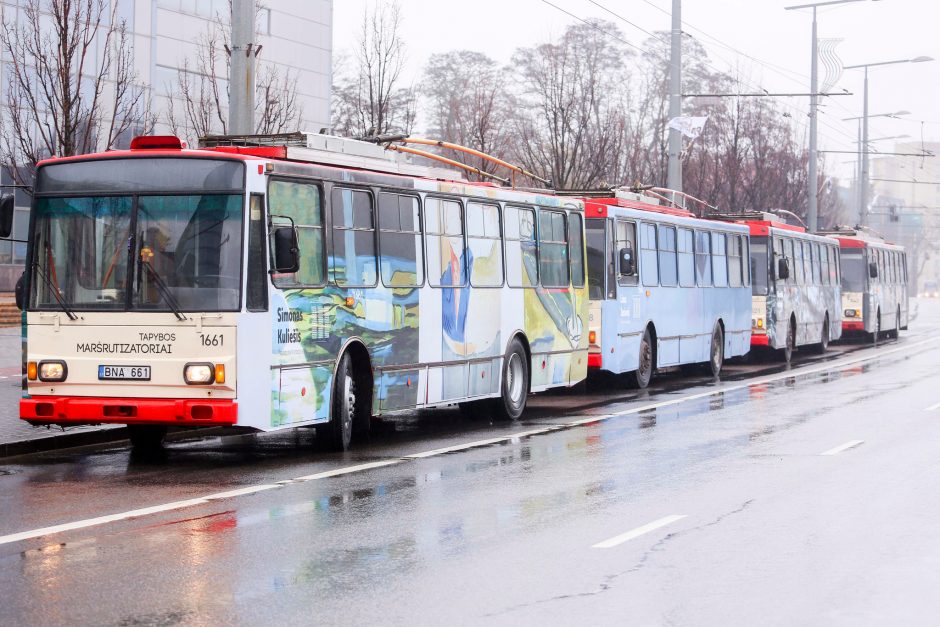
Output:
584 191 751 387
822 228 909 341
7 133 589 451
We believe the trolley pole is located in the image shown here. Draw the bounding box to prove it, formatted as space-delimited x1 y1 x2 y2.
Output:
666 0 682 193
230 0 257 135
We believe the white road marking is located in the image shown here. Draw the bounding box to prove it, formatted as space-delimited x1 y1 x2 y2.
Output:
926 401 940 412
592 515 687 548
820 440 865 456
0 335 936 548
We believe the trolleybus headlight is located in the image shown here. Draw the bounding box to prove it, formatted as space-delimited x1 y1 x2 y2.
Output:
184 363 214 385
844 309 855 318
38 360 67 382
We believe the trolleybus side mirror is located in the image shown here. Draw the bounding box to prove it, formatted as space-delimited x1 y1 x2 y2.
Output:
618 246 636 276
14 271 24 311
777 258 790 280
869 262 878 279
271 227 300 273
0 194 13 239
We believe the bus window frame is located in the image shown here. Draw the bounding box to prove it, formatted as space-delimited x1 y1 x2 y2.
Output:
615 218 639 287
377 189 426 289
466 199 505 289
504 203 538 289
538 207 570 289
268 176 327 289
657 223 678 288
426 194 469 289
330 185 379 288
568 211 585 289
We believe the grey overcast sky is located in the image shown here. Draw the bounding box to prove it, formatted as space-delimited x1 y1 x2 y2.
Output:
333 0 940 179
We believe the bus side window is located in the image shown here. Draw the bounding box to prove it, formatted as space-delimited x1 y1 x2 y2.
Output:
379 192 424 288
568 212 585 288
615 220 638 286
427 197 467 288
505 205 537 288
728 234 742 288
742 236 750 287
640 223 658 287
331 188 377 287
269 179 325 288
466 201 503 287
711 232 727 287
247 193 268 311
678 228 694 287
657 224 678 287
694 230 712 286
539 210 569 288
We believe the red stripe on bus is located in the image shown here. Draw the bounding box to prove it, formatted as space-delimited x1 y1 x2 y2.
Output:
20 397 237 426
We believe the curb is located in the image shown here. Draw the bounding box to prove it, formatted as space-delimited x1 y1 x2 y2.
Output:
0 426 231 460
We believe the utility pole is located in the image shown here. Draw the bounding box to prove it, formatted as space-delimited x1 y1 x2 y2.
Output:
666 0 682 193
230 0 257 135
807 6 819 232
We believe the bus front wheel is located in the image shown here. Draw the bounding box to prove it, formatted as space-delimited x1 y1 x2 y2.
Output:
128 425 167 452
493 338 529 421
780 320 795 364
628 328 654 389
318 353 356 451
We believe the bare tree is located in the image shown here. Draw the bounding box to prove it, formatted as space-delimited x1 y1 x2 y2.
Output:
332 1 416 137
510 19 633 189
166 10 305 142
0 0 153 181
421 50 510 176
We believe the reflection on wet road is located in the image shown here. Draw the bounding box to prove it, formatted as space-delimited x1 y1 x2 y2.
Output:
2 301 940 625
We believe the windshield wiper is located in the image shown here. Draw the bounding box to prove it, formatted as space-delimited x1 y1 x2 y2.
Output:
138 260 187 322
32 262 78 320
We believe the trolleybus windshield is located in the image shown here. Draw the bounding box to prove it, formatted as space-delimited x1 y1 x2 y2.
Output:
29 158 245 313
840 248 866 292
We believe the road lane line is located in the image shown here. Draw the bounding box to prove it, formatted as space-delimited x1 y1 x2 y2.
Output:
1 334 936 548
820 440 865 456
592 515 687 548
926 401 940 412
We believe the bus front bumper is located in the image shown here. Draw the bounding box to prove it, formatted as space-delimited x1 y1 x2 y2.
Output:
21 397 237 426
751 334 769 347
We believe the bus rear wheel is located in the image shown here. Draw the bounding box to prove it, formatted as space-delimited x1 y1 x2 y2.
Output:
708 324 724 377
128 425 167 452
813 317 830 354
317 353 356 451
493 338 529 421
780 320 795 364
868 310 881 345
629 328 654 389
891 307 901 339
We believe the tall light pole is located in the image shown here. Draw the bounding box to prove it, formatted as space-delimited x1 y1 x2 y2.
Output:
843 56 933 226
785 0 875 233
230 0 258 135
666 0 682 193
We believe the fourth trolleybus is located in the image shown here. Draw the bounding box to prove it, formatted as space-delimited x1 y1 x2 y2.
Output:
8 133 589 451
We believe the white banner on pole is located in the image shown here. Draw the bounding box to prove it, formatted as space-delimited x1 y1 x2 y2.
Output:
667 116 709 139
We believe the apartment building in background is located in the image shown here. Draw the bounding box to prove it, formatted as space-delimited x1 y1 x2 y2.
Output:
0 0 333 290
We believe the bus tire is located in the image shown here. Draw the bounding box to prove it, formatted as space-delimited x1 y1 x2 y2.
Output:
628 328 654 389
868 310 881 345
780 318 795 364
813 316 830 354
128 425 167 452
493 338 529 421
708 324 724 377
317 352 355 451
891 307 901 339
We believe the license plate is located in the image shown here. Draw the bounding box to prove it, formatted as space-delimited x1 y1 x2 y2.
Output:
98 365 151 381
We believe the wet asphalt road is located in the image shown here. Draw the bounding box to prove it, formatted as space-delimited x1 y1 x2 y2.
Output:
1 301 939 626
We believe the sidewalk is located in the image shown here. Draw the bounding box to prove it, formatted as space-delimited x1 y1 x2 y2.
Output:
0 326 123 457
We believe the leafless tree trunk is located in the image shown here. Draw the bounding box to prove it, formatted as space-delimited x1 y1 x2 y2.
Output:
332 1 416 137
166 9 305 142
0 0 153 183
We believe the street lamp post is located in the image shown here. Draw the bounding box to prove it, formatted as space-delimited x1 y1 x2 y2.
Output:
785 0 875 233
843 57 933 226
